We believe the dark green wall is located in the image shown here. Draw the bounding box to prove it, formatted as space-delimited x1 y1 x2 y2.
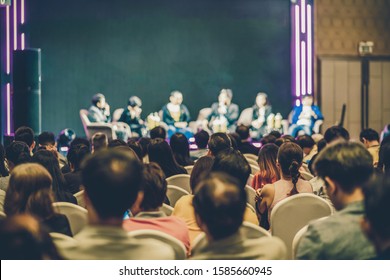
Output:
28 0 290 136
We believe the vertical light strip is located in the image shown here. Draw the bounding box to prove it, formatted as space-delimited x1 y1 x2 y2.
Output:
21 33 25 50
6 6 11 73
21 0 25 49
13 0 18 50
301 0 306 34
296 99 301 106
301 41 306 96
21 0 25 24
307 4 312 94
295 5 300 97
6 83 11 135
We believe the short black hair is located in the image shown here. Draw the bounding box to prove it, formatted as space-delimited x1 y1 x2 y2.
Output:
360 128 379 142
67 144 90 171
260 135 277 146
107 139 127 148
127 140 143 161
208 133 231 156
314 141 373 193
140 163 167 210
269 130 282 139
150 126 167 140
5 141 31 166
324 126 350 143
228 133 240 149
211 148 251 189
363 174 390 239
91 133 108 152
15 126 35 147
70 137 91 151
236 125 250 140
194 130 209 149
296 135 315 149
38 132 55 146
138 137 151 157
193 172 246 240
81 149 143 219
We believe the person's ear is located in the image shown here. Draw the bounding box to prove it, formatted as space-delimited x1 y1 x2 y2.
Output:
324 176 337 196
31 141 36 151
130 191 144 215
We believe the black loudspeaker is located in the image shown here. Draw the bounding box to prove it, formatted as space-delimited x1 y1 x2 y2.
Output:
13 49 42 134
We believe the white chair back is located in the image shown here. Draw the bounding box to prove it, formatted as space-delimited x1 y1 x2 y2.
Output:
244 153 258 162
166 174 191 193
166 185 190 207
184 165 194 175
270 193 333 259
246 157 258 167
128 229 186 260
50 232 77 248
0 211 6 220
247 173 255 186
246 203 255 213
79 109 91 138
250 164 260 175
160 203 173 216
112 108 124 122
245 185 257 210
300 171 314 181
74 190 86 208
53 202 88 236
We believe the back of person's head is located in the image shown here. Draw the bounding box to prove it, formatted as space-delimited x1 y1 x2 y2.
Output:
227 133 240 149
277 142 303 195
212 148 251 189
70 137 91 151
296 135 315 149
150 126 166 140
377 140 390 175
208 133 232 156
193 172 246 240
260 135 277 146
314 141 373 193
81 149 143 220
360 128 380 143
67 144 90 171
281 134 296 143
138 137 151 158
194 130 209 149
269 130 282 139
5 141 31 168
38 132 55 147
363 174 390 247
91 93 105 106
308 138 328 175
91 132 108 152
15 126 35 148
236 125 250 141
190 156 214 192
257 143 280 182
324 126 350 143
139 163 167 211
0 214 61 260
170 133 192 165
0 143 9 177
148 138 183 177
108 139 127 148
4 163 54 219
127 140 143 161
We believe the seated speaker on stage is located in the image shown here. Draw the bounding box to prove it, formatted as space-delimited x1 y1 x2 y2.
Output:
207 89 239 133
250 92 273 139
288 95 324 137
87 93 129 141
118 96 146 138
161 91 192 139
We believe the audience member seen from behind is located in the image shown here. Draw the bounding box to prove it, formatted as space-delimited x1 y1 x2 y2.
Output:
150 126 167 140
297 141 375 260
362 175 390 259
377 137 390 175
64 144 90 194
0 214 62 260
91 132 108 153
15 126 35 154
170 133 194 167
191 173 286 260
190 130 209 160
257 142 313 229
32 150 76 204
148 138 187 178
324 125 350 144
127 140 143 161
207 132 232 157
251 143 280 191
4 163 72 236
123 163 190 254
138 137 151 163
57 149 175 260
236 125 260 156
296 135 316 163
360 128 380 167
0 143 9 177
173 156 215 243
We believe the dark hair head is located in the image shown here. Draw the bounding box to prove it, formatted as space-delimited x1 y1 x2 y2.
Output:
170 133 193 166
208 133 232 156
324 126 350 143
194 130 209 149
138 137 152 158
70 137 91 151
148 138 186 178
317 138 327 152
127 140 143 161
81 149 143 219
67 144 90 171
377 140 390 175
190 156 214 192
15 126 35 147
5 141 31 167
227 133 240 149
278 142 303 195
0 143 9 177
257 143 280 184
0 214 61 260
140 163 167 210
360 128 380 142
363 174 390 239
4 163 54 219
236 125 250 140
91 93 105 106
150 126 167 140
91 133 108 152
107 139 127 148
281 134 296 143
296 135 315 149
314 141 373 193
193 172 246 240
31 150 67 202
212 148 251 189
38 132 55 146
269 130 282 139
128 96 142 107
260 135 277 146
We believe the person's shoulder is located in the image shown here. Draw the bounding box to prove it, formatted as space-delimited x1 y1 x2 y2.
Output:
253 236 287 259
